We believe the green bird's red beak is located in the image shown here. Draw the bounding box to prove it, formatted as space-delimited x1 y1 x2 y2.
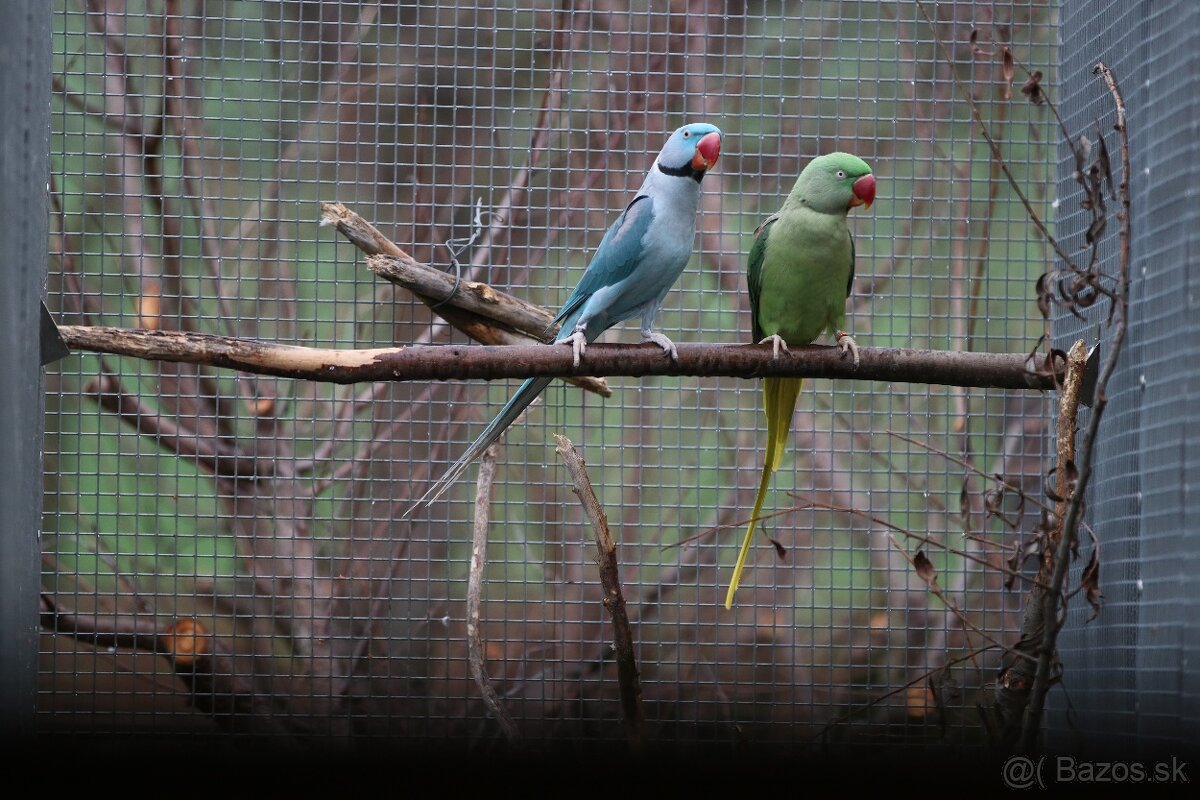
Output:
691 131 722 171
851 173 876 208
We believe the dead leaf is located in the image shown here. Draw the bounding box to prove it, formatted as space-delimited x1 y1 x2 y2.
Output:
1095 123 1115 199
914 550 938 588
984 484 1004 515
768 537 787 560
1035 274 1053 320
1005 534 1045 589
959 480 972 533
1062 459 1079 499
1001 48 1014 99
1020 69 1044 105
1081 549 1103 621
1076 134 1093 172
1044 466 1065 503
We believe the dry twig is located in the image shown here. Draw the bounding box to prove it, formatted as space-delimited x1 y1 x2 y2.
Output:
320 202 610 397
466 444 520 742
1014 62 1132 752
554 434 643 751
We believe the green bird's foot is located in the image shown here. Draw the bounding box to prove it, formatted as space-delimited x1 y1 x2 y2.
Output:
836 330 860 368
641 330 679 363
564 328 588 367
758 334 790 360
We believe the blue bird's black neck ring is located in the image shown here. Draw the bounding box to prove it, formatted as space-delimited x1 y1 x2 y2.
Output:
657 162 706 183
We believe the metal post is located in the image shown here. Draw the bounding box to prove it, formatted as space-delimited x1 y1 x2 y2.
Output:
0 2 51 741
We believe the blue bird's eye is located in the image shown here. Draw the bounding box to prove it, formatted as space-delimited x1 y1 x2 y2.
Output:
683 130 691 138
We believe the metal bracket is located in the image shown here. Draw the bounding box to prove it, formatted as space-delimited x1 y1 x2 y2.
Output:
40 302 69 366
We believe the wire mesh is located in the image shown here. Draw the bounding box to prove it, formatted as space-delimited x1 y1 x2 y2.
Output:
1048 0 1200 753
44 0 1058 748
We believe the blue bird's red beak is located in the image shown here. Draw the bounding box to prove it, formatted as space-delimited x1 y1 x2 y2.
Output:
691 131 722 171
851 173 876 208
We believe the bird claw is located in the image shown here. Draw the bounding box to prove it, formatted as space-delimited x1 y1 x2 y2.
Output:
564 328 588 368
642 331 679 363
836 330 860 368
758 334 790 361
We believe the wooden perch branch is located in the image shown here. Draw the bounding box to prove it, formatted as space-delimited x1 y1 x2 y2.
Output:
366 253 556 341
320 201 610 397
59 325 1060 391
554 434 643 751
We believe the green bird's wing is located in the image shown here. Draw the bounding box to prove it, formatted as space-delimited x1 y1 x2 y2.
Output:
746 214 778 343
847 232 856 300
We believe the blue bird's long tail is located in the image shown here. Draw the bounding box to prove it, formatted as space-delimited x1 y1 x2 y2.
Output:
401 376 555 518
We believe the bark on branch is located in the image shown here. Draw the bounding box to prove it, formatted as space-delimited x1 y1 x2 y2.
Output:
466 444 520 742
554 434 643 751
319 201 610 397
990 339 1088 750
59 325 1060 391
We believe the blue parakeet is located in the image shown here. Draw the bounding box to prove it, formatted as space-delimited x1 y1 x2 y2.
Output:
406 123 723 514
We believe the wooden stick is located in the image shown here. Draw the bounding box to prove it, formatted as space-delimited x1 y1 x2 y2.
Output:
554 434 643 751
366 253 557 341
319 201 610 397
466 444 520 742
990 339 1088 749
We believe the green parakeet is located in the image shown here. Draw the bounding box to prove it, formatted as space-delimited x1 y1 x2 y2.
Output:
725 152 876 609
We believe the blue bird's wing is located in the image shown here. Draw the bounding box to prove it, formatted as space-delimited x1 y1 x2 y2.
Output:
552 194 656 330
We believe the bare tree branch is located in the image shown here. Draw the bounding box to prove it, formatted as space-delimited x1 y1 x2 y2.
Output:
40 593 291 736
85 373 271 480
914 0 1076 272
990 339 1087 750
554 434 644 751
1014 62 1132 752
466 444 520 742
320 202 610 397
366 253 561 342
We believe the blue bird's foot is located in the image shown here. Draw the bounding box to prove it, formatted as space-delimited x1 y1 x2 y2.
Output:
836 330 860 368
758 334 790 360
564 328 588 368
642 330 679 363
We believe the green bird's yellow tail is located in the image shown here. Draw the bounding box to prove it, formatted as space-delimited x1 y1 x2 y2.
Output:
725 376 803 609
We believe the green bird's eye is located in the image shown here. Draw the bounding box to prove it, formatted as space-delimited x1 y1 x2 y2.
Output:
836 169 847 179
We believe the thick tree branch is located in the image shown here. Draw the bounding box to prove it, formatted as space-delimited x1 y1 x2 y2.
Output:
990 339 1086 750
60 325 1060 391
40 593 291 736
86 372 271 480
320 201 610 397
366 253 558 340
